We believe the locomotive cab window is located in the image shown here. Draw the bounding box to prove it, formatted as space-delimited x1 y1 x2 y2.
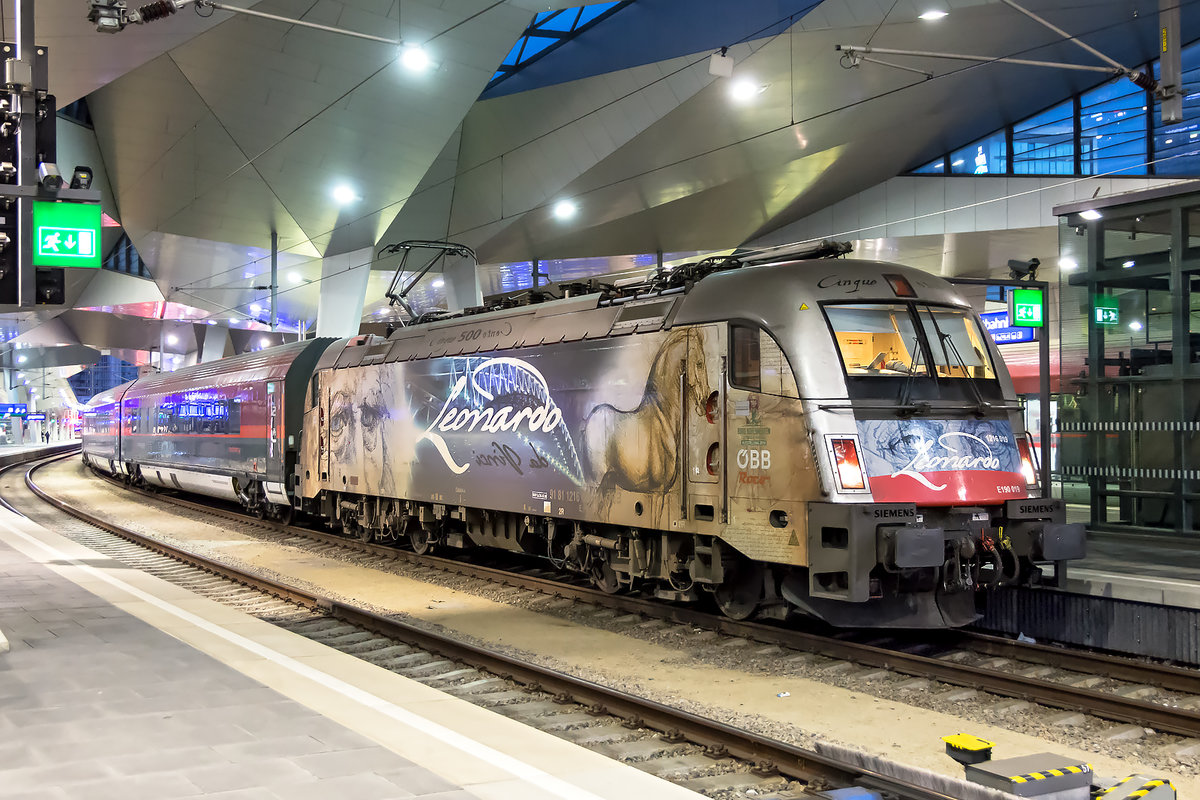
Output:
730 324 761 390
916 306 996 380
825 304 927 376
730 325 799 397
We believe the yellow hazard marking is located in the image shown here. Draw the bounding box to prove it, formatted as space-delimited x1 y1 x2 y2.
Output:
799 303 809 311
942 733 993 751
787 529 800 547
1010 764 1090 783
1097 777 1176 798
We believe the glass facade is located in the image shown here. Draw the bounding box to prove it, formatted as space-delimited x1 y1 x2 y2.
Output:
951 131 1006 175
912 39 1200 177
487 2 633 90
1056 186 1200 534
1013 100 1074 175
68 355 139 404
103 233 151 278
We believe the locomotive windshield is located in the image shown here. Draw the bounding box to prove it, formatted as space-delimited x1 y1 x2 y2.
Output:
825 303 995 380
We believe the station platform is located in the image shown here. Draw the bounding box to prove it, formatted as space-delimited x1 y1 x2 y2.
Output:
0 504 702 799
1061 532 1200 609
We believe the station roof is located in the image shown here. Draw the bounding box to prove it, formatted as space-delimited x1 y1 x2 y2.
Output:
1 0 1194 389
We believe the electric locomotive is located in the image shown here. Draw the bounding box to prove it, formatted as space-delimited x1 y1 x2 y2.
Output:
82 247 1085 628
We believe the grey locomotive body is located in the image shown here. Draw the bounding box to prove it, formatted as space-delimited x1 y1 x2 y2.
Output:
84 254 1085 628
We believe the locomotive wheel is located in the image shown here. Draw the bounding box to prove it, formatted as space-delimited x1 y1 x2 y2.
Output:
277 505 294 526
591 561 621 594
407 518 435 555
357 521 374 543
714 557 764 621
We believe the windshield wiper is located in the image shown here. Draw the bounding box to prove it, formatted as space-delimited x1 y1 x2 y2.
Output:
897 332 924 412
923 308 987 415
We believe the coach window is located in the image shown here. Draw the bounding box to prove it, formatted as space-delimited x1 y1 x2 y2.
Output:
730 324 761 391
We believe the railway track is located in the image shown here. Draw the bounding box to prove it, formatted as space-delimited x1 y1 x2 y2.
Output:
62 455 1200 743
8 449 997 800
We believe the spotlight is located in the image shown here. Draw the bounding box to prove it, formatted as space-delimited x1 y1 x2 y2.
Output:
431 277 445 288
37 162 63 190
249 303 262 315
287 272 302 284
1058 257 1078 270
918 9 948 19
1129 320 1144 331
331 184 358 204
166 334 178 345
70 166 94 190
259 337 271 348
553 199 577 220
1080 209 1102 221
400 44 431 72
730 78 765 102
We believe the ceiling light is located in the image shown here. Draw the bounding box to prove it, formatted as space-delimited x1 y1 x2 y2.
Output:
249 303 262 315
952 159 964 166
1079 209 1102 220
229 317 238 324
400 44 431 72
431 277 445 288
332 184 358 204
17 355 25 364
918 9 948 19
553 199 577 220
1058 257 1077 270
288 272 302 284
1122 260 1136 269
207 320 217 326
1129 320 1143 331
260 337 271 348
730 78 764 102
1165 138 1174 145
16 372 22 378
166 334 178 345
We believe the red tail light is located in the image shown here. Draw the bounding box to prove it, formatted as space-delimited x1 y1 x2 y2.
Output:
706 443 720 475
831 438 866 490
1017 435 1038 488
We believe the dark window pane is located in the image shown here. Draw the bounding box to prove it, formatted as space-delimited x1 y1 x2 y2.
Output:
911 157 945 174
1014 100 1074 174
731 324 761 391
1153 39 1200 175
951 131 1007 174
1080 80 1147 176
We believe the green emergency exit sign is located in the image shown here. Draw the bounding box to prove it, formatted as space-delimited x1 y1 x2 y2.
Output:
32 201 101 268
1007 287 1044 327
1094 296 1120 326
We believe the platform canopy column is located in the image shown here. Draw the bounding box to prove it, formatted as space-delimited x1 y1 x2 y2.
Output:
316 247 372 338
443 258 482 313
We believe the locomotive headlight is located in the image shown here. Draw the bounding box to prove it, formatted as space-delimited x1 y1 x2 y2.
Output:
830 438 866 490
1017 435 1039 489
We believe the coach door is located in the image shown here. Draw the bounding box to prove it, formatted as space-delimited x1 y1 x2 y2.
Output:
683 323 725 525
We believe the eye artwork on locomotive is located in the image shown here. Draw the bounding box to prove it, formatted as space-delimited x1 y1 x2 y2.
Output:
317 326 733 531
855 418 1027 504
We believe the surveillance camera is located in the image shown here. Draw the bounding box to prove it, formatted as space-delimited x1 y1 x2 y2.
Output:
37 162 63 190
70 166 94 190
